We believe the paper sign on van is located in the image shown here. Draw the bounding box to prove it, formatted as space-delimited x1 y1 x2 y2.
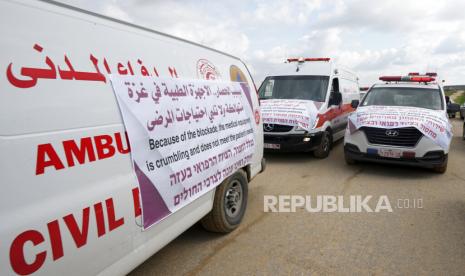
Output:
348 106 452 150
110 75 256 229
260 99 320 131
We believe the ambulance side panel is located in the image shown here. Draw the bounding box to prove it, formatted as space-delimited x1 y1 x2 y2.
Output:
0 1 263 275
336 74 360 135
321 69 359 136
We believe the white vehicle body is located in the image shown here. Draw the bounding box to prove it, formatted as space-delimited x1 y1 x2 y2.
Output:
259 59 360 155
0 0 264 275
344 82 450 171
359 91 367 101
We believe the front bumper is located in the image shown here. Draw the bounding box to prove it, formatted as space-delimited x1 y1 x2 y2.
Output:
264 132 324 152
344 143 448 169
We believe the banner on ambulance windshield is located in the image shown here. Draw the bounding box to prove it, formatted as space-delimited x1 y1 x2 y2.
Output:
348 106 452 150
260 99 319 131
110 75 255 229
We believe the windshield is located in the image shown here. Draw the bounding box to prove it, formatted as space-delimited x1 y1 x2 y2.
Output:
259 76 329 102
361 87 444 110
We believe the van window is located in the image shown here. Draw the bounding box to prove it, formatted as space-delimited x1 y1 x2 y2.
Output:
361 87 444 110
330 78 339 93
259 76 329 102
340 78 358 94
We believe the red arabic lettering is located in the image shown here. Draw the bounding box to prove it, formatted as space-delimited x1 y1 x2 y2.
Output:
6 43 179 89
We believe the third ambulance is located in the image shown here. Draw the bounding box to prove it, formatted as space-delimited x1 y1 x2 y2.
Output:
344 73 452 173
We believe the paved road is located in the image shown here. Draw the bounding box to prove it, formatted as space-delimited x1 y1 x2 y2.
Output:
131 119 465 275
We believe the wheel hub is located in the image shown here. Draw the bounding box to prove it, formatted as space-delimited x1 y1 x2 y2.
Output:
224 180 243 218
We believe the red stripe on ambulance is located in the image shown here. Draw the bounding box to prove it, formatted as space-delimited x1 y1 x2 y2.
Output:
315 103 355 128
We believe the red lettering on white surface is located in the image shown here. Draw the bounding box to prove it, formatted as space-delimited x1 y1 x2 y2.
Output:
9 230 46 275
36 144 65 175
8 192 132 274
35 132 130 175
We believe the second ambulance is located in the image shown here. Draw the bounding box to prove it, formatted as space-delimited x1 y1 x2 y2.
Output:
259 58 360 158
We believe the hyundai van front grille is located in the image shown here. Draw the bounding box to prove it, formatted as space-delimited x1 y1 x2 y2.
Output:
361 127 423 147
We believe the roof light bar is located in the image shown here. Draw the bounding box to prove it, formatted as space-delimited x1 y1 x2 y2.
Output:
287 57 330 62
359 87 369 91
379 76 403 82
410 76 435 82
379 76 435 82
408 72 419 76
425 72 437 77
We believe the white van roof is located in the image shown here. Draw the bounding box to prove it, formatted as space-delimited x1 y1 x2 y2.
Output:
269 60 358 82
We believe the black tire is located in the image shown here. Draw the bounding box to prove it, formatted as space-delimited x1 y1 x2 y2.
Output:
433 161 448 174
201 170 248 233
313 130 332 158
344 151 356 165
461 114 464 120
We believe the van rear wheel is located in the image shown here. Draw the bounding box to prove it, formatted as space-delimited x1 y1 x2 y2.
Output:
313 131 332 158
201 170 248 233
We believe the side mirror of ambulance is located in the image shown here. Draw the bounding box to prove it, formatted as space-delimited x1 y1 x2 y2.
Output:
329 91 342 106
351 99 359 109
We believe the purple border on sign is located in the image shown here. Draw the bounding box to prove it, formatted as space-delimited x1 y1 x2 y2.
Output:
134 162 171 229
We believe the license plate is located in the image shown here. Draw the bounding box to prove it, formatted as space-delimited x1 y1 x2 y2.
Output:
264 143 280 149
378 148 402 158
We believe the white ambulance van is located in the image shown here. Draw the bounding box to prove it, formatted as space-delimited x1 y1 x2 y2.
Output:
0 0 264 275
344 74 451 173
259 58 360 158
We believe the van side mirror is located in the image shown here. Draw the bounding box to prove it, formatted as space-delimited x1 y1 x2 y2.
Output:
351 99 359 109
329 91 342 106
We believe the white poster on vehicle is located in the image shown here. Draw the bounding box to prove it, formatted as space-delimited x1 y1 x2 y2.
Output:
260 99 320 131
110 75 255 229
348 106 452 149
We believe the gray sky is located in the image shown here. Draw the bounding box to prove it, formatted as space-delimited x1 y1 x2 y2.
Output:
59 0 465 86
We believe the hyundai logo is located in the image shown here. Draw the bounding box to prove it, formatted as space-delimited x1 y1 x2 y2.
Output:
264 124 274 132
385 129 399 137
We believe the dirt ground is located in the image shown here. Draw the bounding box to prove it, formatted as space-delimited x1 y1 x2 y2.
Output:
131 119 465 275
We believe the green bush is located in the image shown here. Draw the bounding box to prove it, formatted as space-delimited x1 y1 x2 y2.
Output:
454 93 465 105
